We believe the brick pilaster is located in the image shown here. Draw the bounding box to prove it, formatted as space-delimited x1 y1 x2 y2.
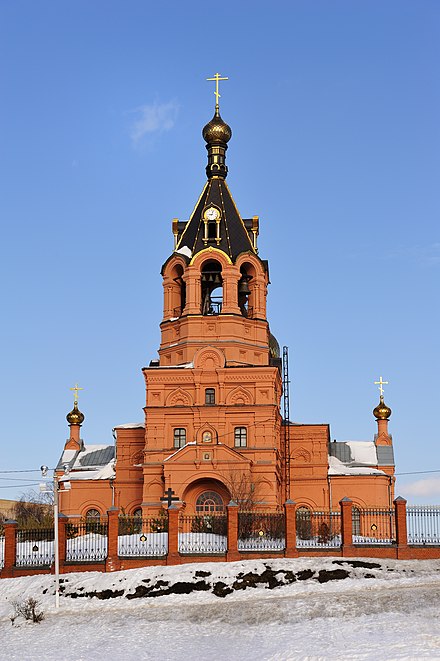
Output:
284 500 298 557
394 496 408 557
167 506 181 565
106 507 121 572
2 520 17 578
340 498 355 556
226 501 240 561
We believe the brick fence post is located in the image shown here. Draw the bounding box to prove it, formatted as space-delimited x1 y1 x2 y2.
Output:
106 507 121 572
167 505 181 565
340 497 354 557
226 500 240 561
394 496 408 558
284 500 298 558
2 520 17 578
58 514 68 572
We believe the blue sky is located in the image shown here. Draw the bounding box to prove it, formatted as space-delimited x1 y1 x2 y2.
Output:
0 1 439 502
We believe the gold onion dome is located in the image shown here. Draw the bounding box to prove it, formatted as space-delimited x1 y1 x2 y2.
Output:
202 108 232 145
373 395 392 420
66 401 85 426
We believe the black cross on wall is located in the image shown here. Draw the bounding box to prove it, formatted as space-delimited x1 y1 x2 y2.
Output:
160 488 179 508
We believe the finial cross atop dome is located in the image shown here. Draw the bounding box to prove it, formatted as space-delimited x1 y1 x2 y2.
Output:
207 73 228 110
374 376 389 398
70 383 83 404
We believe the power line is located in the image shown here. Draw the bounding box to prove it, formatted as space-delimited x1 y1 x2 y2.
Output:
0 469 42 474
0 483 40 489
0 477 43 482
395 469 440 476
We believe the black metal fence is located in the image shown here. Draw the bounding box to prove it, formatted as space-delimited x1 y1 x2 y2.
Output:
296 511 341 548
353 509 395 544
15 528 55 567
407 506 440 545
238 512 285 551
66 519 108 562
118 515 168 556
178 514 227 554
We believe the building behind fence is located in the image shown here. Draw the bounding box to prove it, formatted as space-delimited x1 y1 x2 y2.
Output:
1 499 440 578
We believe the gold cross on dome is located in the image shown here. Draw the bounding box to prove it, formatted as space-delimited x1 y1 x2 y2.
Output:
374 376 389 397
70 383 84 404
207 73 229 109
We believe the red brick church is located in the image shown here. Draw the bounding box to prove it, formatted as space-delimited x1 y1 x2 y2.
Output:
57 80 395 521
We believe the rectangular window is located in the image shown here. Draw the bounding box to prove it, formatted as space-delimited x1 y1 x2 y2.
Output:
173 428 186 448
205 388 215 405
234 427 247 447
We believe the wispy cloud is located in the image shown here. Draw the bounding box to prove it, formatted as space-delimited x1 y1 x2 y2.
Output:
400 477 440 498
130 100 179 147
386 242 440 267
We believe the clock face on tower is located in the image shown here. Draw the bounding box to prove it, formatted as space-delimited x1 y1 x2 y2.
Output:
204 206 220 221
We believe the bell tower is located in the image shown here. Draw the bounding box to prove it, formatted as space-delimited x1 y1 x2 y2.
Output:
141 77 283 514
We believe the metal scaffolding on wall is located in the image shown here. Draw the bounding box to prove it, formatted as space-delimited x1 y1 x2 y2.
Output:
283 346 291 501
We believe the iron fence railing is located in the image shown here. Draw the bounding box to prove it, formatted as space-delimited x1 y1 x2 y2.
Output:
118 516 168 556
353 509 395 544
66 519 108 562
296 511 341 548
178 514 227 554
16 528 55 567
238 512 285 551
407 505 440 545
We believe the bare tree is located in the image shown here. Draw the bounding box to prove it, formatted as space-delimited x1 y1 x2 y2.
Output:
220 470 263 511
13 489 54 528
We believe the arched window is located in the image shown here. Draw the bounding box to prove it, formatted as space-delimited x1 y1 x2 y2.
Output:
85 508 100 520
133 508 143 518
205 388 215 405
174 428 186 448
296 506 312 540
196 490 224 513
234 427 247 447
85 508 102 533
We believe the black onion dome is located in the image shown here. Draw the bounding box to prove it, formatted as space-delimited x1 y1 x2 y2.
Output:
202 109 232 145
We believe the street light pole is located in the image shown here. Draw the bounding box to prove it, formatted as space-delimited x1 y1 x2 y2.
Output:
53 473 60 609
41 464 70 610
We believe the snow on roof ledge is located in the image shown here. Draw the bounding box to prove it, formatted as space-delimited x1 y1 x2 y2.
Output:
113 422 145 429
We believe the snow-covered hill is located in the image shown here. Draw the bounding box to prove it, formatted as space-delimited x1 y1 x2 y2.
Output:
1 557 440 660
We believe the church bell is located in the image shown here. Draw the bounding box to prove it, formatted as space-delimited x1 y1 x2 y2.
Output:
238 277 251 295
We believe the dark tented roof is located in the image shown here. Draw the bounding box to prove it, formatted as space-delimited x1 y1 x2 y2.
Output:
176 178 255 261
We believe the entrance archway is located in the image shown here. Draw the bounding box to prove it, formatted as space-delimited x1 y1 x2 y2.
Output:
182 478 230 514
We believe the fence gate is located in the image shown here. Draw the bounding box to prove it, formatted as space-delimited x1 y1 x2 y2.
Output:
118 515 168 556
296 511 341 548
16 528 55 567
353 509 395 544
238 512 285 551
66 518 108 562
178 514 227 554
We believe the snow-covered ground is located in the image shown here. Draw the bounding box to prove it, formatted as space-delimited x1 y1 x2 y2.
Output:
1 557 440 660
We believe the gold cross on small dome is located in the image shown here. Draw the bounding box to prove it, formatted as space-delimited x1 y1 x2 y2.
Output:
207 73 229 109
70 383 84 403
374 376 389 397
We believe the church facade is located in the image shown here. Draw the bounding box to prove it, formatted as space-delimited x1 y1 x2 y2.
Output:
57 91 395 521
